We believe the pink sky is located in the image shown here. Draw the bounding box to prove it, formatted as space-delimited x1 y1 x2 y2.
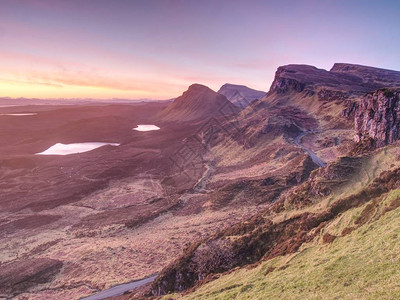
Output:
1 0 399 99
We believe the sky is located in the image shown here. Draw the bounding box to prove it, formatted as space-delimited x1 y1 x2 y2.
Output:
1 0 400 100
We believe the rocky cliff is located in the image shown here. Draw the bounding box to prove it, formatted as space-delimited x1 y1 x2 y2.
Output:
354 88 400 147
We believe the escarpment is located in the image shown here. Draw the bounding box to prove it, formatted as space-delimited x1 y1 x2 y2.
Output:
354 88 400 147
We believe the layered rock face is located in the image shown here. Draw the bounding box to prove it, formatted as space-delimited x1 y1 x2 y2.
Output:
268 65 312 94
355 88 400 147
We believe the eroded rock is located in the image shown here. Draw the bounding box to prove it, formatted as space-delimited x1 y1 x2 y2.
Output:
354 88 400 147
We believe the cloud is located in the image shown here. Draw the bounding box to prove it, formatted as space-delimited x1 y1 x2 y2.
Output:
0 77 64 88
0 50 176 93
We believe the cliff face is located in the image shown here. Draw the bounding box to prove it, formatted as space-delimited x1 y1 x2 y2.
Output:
354 88 400 147
268 65 318 94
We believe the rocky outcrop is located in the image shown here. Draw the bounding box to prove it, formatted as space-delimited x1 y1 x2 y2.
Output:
269 65 309 94
354 88 400 147
283 156 364 209
317 89 349 101
342 100 359 119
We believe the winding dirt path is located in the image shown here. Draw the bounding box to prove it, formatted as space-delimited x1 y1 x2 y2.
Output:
294 132 327 167
79 275 157 300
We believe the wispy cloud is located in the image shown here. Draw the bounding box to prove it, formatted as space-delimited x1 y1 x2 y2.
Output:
0 77 64 88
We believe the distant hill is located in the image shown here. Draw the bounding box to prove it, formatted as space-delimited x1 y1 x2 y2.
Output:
217 83 265 108
158 84 239 121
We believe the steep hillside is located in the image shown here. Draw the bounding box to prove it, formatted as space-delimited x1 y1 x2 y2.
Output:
164 187 400 299
158 84 239 122
217 84 265 108
219 63 400 166
152 140 400 299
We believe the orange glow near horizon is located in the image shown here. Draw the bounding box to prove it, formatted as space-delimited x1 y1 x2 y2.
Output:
0 79 152 100
0 51 193 99
1 1 399 100
0 50 268 100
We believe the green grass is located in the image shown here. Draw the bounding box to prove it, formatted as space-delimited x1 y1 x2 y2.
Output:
164 189 400 300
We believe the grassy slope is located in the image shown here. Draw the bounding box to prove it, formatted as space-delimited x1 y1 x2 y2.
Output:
273 143 400 226
164 187 400 300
